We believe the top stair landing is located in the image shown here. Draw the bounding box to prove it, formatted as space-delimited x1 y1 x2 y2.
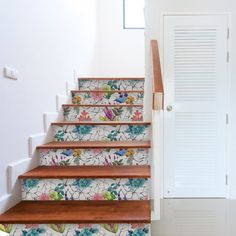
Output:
78 77 145 91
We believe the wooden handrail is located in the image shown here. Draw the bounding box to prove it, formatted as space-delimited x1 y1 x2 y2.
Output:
151 40 164 110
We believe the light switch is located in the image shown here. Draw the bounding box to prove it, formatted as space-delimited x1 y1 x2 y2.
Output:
3 66 19 80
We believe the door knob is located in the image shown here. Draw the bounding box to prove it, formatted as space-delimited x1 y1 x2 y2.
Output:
166 105 173 112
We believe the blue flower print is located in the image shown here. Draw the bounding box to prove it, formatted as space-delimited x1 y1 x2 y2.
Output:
54 130 65 141
22 228 46 236
23 179 40 189
72 179 94 188
128 228 149 236
126 126 146 137
73 126 93 135
126 179 146 188
74 227 99 236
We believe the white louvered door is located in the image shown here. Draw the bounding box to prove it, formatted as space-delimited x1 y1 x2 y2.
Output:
163 15 229 198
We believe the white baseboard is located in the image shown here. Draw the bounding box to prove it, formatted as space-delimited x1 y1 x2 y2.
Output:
151 110 162 221
1 134 48 214
56 94 68 112
66 81 77 96
151 211 160 221
43 112 58 132
28 133 46 157
8 158 39 193
0 157 38 214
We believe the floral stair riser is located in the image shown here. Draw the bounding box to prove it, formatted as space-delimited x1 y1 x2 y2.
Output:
39 148 149 166
21 178 149 201
0 223 150 236
53 124 151 142
72 91 144 105
0 79 151 236
63 106 143 122
78 79 144 91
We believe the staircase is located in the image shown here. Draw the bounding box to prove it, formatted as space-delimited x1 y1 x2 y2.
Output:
0 77 151 235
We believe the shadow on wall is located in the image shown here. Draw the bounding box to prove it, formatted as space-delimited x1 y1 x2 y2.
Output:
0 82 75 214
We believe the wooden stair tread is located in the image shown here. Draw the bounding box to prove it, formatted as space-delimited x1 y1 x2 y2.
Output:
62 104 143 107
37 141 151 149
71 90 144 93
19 166 151 179
0 200 150 223
52 121 151 125
78 77 145 81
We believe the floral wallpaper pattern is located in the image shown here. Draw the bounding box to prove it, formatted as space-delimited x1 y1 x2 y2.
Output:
0 223 150 236
2 78 151 233
22 178 149 201
63 106 143 122
53 125 150 142
72 91 144 105
39 148 149 166
78 79 144 91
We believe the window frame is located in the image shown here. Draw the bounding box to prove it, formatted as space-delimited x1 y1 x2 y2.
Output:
123 0 145 30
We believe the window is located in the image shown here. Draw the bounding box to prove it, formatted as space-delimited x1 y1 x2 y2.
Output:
123 0 145 29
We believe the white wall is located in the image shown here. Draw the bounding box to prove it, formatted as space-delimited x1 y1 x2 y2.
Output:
92 0 145 77
145 0 236 198
0 0 98 198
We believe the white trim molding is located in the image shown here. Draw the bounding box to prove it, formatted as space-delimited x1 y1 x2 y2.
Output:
66 80 77 96
151 110 163 220
28 133 46 157
56 94 68 112
8 158 38 193
0 157 38 214
43 112 59 132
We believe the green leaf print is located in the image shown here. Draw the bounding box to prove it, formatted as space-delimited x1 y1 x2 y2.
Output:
101 224 119 233
102 191 116 200
63 107 71 119
73 125 93 135
54 130 65 141
49 224 65 233
0 224 13 233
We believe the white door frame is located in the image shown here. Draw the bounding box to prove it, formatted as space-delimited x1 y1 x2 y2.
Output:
159 12 231 199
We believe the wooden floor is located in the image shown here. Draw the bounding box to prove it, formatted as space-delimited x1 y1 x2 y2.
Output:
78 77 145 81
19 166 151 179
62 104 143 107
71 90 144 93
37 141 151 149
0 201 150 224
51 121 151 125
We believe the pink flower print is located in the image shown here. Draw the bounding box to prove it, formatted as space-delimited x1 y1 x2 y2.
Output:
131 223 146 229
91 89 103 101
50 156 60 166
79 110 92 121
131 110 143 121
38 193 50 200
25 224 39 229
93 149 102 155
50 161 59 166
39 150 49 156
78 224 93 228
103 107 113 120
103 157 112 166
92 193 104 200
